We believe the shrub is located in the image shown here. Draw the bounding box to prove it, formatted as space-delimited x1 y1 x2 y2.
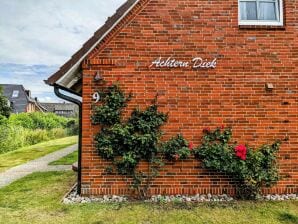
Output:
0 126 69 154
23 129 49 145
193 127 280 200
161 134 192 161
93 82 188 199
8 112 70 130
47 128 68 140
65 118 79 135
23 128 68 146
0 124 25 154
0 86 11 118
0 115 7 125
0 112 77 154
92 84 132 126
9 113 34 129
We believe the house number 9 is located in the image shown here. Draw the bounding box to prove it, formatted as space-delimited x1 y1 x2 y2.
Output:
92 92 100 103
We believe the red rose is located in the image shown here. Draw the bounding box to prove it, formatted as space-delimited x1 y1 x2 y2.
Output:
174 154 180 160
107 82 113 86
116 77 121 81
203 127 211 132
220 125 225 129
188 142 194 150
234 145 247 161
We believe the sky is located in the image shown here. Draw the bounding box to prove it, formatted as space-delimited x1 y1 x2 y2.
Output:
0 0 126 102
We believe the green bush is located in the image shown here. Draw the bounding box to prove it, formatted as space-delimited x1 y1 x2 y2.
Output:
65 119 79 135
23 128 68 146
0 115 7 125
47 128 68 140
9 112 69 130
23 129 49 146
9 113 34 129
0 125 69 154
0 124 25 154
161 134 191 161
93 82 189 199
0 112 78 154
0 86 11 118
193 127 280 200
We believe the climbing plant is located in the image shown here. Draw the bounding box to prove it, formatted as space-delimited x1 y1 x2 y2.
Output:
93 81 191 199
192 127 281 200
92 81 281 200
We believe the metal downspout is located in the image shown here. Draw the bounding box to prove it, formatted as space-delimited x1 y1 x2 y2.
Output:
54 85 82 195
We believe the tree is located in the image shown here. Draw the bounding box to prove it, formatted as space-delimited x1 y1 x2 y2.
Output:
0 86 11 118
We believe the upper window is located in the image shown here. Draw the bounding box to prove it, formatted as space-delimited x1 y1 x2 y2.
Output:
238 0 283 26
12 90 19 98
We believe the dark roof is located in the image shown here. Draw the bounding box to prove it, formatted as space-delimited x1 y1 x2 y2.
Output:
1 84 31 113
39 103 56 112
45 0 138 87
40 102 78 112
0 84 47 113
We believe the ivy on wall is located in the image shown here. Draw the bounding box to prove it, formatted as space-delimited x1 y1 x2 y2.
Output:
92 82 191 199
92 81 281 200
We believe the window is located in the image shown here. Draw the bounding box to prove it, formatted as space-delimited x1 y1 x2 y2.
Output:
238 0 283 26
12 90 19 98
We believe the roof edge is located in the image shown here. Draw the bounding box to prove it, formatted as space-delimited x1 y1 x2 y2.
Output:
45 0 140 88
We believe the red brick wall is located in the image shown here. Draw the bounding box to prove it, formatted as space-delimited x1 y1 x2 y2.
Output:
81 0 298 196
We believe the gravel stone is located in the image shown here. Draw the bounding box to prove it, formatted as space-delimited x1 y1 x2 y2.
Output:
62 186 297 204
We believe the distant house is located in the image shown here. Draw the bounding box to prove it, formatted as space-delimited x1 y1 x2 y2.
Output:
0 84 46 113
40 102 78 117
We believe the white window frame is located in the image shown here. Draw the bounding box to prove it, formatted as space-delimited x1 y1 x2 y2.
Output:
12 90 19 98
238 0 284 26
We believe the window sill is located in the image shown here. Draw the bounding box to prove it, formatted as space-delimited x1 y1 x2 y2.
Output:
238 24 286 30
238 20 285 30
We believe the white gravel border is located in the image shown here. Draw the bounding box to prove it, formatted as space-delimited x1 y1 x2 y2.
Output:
62 185 297 204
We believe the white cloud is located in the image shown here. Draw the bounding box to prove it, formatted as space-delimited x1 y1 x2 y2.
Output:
0 0 127 102
0 63 57 101
0 0 126 65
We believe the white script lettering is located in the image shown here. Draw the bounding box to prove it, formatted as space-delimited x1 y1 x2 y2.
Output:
150 57 217 69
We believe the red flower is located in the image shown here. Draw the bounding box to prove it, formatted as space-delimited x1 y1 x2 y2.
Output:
220 125 225 129
234 145 247 160
174 154 180 160
116 77 121 81
107 81 113 86
203 127 211 132
188 142 194 150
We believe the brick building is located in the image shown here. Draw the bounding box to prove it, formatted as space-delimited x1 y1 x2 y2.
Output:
46 0 298 196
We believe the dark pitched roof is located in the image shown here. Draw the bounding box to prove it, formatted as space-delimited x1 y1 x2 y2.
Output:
1 84 30 113
39 103 56 112
0 84 47 113
45 0 138 87
40 102 78 112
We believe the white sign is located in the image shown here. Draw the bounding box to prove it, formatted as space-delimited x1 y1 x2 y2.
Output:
150 57 217 69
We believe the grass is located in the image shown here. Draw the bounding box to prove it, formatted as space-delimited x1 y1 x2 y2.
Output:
49 150 78 165
0 136 78 172
0 171 297 224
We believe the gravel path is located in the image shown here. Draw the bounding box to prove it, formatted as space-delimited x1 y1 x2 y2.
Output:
0 144 77 188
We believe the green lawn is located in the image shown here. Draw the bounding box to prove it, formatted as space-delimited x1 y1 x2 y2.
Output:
49 150 78 165
0 171 297 224
0 136 77 172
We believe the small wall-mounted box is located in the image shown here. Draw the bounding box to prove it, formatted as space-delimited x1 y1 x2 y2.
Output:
265 83 274 91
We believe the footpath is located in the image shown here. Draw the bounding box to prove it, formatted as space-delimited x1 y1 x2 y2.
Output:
0 144 77 188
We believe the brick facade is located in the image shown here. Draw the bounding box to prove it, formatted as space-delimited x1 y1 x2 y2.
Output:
80 0 298 196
